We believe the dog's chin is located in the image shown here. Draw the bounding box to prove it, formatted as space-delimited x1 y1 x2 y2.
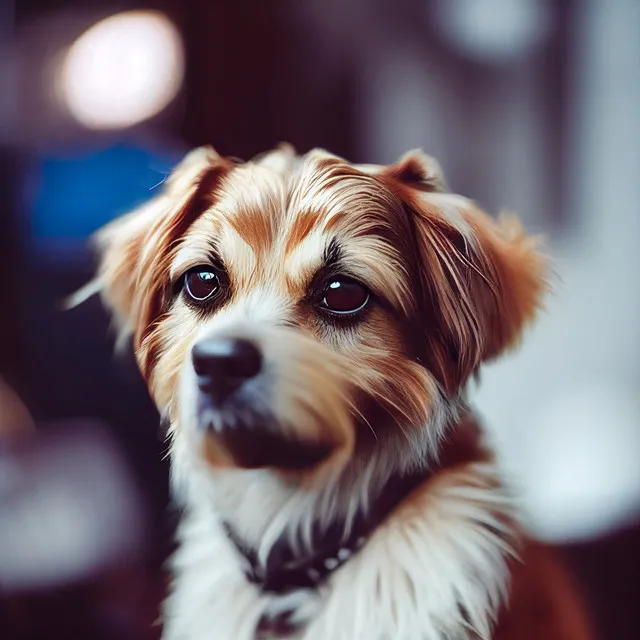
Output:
196 395 335 472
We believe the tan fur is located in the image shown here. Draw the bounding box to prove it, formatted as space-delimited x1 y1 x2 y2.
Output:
84 144 588 639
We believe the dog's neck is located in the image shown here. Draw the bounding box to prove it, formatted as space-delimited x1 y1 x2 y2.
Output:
206 408 487 594
219 466 433 638
203 433 439 553
222 466 430 595
167 412 513 640
177 401 464 571
170 394 459 559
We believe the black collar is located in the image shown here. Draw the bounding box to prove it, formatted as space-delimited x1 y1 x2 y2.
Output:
223 468 430 595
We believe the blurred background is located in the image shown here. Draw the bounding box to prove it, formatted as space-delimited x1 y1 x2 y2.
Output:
0 0 638 637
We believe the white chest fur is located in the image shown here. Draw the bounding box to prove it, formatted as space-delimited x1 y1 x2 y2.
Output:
162 462 516 640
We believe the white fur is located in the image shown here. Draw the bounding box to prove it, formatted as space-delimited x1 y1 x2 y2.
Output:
163 461 516 640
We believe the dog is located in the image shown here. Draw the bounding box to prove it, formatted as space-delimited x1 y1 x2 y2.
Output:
81 145 592 639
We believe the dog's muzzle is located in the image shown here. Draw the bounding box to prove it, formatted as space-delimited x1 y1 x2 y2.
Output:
192 338 332 470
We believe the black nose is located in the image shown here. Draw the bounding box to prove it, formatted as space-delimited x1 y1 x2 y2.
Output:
192 338 262 404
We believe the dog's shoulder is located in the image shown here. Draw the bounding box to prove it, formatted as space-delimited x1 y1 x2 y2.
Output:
495 540 594 640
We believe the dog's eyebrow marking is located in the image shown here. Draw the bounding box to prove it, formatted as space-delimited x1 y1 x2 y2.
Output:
170 234 221 281
211 165 283 257
323 211 347 232
219 223 257 285
283 228 327 292
224 207 273 257
323 237 342 268
284 234 351 296
284 210 321 256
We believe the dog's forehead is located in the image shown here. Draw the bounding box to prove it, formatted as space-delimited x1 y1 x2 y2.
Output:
172 153 411 301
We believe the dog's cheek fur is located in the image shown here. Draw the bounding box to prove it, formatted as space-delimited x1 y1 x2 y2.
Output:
142 305 202 420
300 305 442 457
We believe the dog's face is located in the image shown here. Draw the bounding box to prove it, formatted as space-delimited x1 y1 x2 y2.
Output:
92 145 545 482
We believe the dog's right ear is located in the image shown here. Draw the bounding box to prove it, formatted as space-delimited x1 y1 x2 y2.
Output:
380 151 548 393
70 146 227 346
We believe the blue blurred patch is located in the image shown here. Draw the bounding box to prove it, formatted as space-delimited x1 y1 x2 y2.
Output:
29 141 184 240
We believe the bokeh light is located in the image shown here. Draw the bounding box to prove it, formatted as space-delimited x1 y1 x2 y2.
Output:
57 10 184 130
433 0 552 63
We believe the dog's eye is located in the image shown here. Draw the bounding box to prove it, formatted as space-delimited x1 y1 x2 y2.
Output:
184 267 221 302
321 278 370 314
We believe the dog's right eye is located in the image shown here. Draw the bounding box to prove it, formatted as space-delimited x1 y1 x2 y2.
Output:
184 267 221 303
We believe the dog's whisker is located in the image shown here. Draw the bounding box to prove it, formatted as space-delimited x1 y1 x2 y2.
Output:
350 404 378 441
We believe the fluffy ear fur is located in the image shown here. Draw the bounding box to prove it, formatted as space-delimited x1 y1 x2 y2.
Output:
381 151 548 393
384 149 448 192
88 146 230 352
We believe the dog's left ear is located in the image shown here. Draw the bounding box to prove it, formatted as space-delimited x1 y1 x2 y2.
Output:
380 151 549 393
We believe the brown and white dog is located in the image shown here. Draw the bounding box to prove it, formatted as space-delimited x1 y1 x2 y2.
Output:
82 145 592 639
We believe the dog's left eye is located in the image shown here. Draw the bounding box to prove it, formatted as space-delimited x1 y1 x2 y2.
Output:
184 267 221 302
320 278 370 315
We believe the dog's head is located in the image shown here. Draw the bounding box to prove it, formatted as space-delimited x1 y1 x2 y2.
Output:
90 145 546 486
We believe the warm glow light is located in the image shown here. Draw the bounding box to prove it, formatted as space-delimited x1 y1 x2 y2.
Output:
59 10 184 130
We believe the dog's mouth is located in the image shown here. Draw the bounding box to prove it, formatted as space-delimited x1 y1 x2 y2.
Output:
197 395 334 471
